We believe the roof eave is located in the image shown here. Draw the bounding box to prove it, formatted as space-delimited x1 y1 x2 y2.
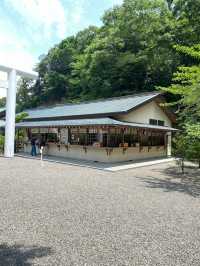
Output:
124 93 162 114
24 111 127 122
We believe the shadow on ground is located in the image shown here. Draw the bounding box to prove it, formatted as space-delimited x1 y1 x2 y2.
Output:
138 165 200 198
0 243 53 266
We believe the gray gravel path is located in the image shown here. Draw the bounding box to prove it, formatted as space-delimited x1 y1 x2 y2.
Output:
0 157 200 265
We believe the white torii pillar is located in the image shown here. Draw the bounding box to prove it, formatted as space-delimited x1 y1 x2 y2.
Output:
0 65 38 158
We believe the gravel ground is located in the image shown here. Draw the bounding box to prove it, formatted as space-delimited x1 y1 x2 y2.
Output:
0 157 200 266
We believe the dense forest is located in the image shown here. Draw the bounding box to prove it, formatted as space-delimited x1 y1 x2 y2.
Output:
3 0 196 111
0 0 199 111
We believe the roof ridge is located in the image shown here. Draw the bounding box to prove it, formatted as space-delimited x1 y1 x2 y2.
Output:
25 91 161 111
70 91 160 105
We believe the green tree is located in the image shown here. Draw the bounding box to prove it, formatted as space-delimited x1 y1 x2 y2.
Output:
161 44 200 123
186 123 200 167
72 0 177 100
172 0 200 45
15 112 28 123
161 44 200 169
16 79 35 112
173 133 189 173
0 134 4 154
16 0 200 109
0 97 6 108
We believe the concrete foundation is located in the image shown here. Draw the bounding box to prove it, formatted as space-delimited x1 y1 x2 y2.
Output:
23 143 167 163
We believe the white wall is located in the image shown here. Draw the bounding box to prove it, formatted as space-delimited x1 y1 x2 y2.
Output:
23 143 167 163
116 100 172 127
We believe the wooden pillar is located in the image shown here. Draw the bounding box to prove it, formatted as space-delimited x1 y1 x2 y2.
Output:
122 128 125 145
139 129 142 146
85 128 89 146
107 127 110 147
68 127 71 144
77 127 80 145
115 127 117 147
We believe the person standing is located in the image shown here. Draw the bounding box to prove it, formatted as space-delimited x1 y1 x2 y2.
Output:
31 137 37 156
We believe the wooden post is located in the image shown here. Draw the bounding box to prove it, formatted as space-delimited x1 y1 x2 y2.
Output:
68 127 71 144
107 127 110 147
77 127 80 145
115 127 117 147
85 128 89 146
120 127 125 146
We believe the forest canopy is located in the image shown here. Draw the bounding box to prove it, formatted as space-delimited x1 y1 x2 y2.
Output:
1 0 200 111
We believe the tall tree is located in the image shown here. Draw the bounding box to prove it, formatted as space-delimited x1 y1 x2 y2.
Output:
72 0 177 100
16 0 200 108
160 44 200 167
161 44 200 123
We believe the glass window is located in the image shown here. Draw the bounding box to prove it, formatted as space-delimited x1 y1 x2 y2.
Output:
158 120 165 126
149 119 158 125
149 119 165 126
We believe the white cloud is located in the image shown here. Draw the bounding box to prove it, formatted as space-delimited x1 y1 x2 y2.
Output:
0 28 36 98
69 0 88 25
0 48 36 71
0 0 88 76
5 0 67 39
0 0 123 76
0 19 36 71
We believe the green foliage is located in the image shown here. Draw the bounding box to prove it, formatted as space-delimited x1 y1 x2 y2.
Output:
16 79 35 112
15 112 29 123
0 134 4 154
160 44 200 123
0 97 6 108
174 125 200 162
186 123 200 138
173 133 189 159
185 123 200 167
162 44 200 168
15 113 29 145
173 128 200 173
16 0 200 108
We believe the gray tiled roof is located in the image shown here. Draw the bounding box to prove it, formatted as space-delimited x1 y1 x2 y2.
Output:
15 118 177 131
25 92 161 120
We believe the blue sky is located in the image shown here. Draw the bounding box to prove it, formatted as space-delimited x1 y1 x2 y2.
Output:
0 0 123 72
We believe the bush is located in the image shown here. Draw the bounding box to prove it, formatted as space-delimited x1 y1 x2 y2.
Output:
0 134 5 154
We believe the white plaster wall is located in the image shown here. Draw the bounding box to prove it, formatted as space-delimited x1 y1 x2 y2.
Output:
23 143 167 163
116 101 172 127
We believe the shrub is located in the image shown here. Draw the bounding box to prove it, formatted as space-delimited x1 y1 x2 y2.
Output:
0 134 5 154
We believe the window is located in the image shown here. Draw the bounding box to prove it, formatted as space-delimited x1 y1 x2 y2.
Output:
149 119 158 125
158 120 165 126
149 119 165 126
69 127 98 146
47 133 58 143
87 133 98 145
151 132 165 146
